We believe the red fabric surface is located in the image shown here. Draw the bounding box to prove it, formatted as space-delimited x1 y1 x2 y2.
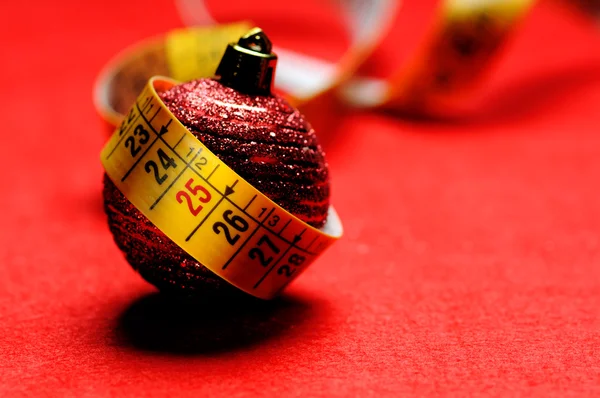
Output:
2 0 600 396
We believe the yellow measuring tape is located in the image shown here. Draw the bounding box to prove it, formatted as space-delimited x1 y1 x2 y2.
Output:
101 76 343 300
95 0 544 299
380 0 535 113
342 0 535 113
95 1 537 125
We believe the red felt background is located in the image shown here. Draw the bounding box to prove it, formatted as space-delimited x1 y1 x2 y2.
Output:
1 0 600 396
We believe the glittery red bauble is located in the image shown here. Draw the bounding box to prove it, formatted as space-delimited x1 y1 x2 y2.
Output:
103 79 330 295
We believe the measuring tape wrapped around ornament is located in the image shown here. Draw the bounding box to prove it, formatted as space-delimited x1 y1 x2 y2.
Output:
102 29 342 299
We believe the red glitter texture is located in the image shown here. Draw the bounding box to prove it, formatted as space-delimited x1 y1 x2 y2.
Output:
103 79 330 295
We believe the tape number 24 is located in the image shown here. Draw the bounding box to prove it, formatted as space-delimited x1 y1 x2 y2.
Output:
145 149 177 185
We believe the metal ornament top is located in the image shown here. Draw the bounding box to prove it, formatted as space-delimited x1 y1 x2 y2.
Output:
215 28 278 96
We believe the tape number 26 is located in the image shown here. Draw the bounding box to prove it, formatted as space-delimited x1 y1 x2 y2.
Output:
213 210 249 245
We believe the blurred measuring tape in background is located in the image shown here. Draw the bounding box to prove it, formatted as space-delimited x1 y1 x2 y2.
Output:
95 0 599 127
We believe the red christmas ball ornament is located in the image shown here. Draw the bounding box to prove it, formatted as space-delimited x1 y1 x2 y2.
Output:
103 29 331 296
